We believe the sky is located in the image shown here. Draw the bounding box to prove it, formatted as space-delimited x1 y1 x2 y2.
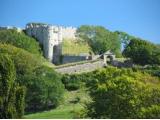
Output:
0 0 160 44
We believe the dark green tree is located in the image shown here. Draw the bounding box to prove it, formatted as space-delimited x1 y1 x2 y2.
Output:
24 66 64 112
0 53 25 118
123 39 160 65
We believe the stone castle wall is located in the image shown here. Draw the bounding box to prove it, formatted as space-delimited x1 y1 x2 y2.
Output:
61 27 77 40
25 23 63 63
25 23 77 64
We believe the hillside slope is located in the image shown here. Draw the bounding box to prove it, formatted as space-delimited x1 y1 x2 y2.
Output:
62 39 92 55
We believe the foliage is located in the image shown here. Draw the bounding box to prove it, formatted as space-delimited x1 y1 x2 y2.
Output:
77 25 121 56
0 44 64 112
24 88 89 119
24 66 64 112
62 74 81 91
0 29 41 55
115 31 137 47
0 53 25 118
85 67 160 119
133 65 160 77
15 86 26 118
0 43 42 75
123 38 160 65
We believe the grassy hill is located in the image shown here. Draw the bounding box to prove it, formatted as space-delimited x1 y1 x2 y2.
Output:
62 39 92 55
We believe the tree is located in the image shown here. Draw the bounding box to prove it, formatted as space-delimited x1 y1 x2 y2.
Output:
115 31 136 47
77 25 121 56
24 66 64 112
0 54 25 118
123 39 160 65
0 44 64 113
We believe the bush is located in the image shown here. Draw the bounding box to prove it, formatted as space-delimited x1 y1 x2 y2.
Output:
141 65 160 77
0 29 41 55
62 74 81 91
86 67 160 119
0 53 25 118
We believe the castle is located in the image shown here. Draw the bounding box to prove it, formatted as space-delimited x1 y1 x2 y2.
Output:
0 23 77 64
25 23 77 64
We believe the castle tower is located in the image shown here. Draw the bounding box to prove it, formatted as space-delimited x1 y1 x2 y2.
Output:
25 23 62 64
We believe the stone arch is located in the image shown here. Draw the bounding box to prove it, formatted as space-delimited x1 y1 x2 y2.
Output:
107 55 114 61
103 50 115 65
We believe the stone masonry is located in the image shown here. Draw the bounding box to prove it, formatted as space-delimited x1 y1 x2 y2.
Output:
25 23 77 64
55 60 105 74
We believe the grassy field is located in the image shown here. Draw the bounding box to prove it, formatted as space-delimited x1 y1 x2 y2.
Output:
62 39 91 55
24 87 90 119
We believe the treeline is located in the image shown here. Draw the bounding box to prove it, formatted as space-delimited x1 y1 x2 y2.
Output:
77 25 160 65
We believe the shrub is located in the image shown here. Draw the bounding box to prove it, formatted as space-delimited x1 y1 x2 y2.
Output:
61 74 81 91
141 65 160 77
86 67 160 119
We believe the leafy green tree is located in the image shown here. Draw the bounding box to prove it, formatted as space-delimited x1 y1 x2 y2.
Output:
77 25 121 56
123 39 160 65
0 53 25 118
23 66 64 112
115 31 136 47
86 67 160 119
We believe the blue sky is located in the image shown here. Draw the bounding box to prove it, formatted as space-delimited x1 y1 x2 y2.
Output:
0 0 160 44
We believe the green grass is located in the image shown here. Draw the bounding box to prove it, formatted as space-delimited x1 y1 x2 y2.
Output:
24 104 82 119
24 87 90 119
62 39 91 55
